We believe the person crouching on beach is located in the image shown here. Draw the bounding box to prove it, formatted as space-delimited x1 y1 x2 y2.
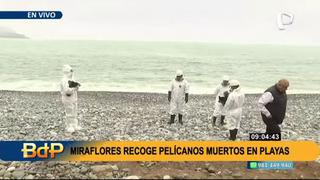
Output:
258 79 289 134
60 65 81 133
168 70 190 125
212 75 230 126
223 80 245 141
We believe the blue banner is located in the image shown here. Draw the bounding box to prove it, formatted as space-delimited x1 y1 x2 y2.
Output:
0 11 62 19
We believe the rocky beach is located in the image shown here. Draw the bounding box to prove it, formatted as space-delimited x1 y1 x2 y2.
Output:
0 91 319 179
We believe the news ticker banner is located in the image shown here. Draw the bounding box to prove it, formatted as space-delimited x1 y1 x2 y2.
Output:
0 11 62 19
0 141 319 161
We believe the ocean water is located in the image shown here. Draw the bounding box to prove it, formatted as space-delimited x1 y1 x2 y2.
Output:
0 39 319 94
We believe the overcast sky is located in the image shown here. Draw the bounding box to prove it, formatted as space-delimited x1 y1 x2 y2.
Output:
0 0 320 44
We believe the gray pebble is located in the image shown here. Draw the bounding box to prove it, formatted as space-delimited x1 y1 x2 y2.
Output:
12 170 25 179
25 175 35 179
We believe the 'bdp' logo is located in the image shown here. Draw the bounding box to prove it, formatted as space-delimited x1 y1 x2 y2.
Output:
21 143 64 159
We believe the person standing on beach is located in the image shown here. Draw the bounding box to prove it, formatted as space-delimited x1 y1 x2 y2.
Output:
223 80 245 141
258 79 289 134
60 65 81 133
212 76 230 126
168 70 190 125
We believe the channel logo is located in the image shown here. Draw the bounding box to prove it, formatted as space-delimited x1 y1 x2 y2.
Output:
21 143 64 159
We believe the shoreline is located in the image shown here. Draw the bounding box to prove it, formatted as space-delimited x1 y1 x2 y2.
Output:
1 90 320 96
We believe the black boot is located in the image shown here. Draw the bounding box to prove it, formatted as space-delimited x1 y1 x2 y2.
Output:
234 129 238 140
212 116 217 126
229 129 234 141
169 115 175 124
229 130 232 140
229 129 238 141
220 116 226 126
178 114 183 125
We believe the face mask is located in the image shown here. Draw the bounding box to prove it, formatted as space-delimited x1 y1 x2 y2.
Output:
65 71 73 78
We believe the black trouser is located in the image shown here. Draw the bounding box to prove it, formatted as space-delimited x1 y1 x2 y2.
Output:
169 114 183 124
261 114 281 134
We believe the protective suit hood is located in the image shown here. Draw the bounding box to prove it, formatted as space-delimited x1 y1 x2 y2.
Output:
176 69 183 77
62 65 73 79
223 75 230 81
229 80 240 87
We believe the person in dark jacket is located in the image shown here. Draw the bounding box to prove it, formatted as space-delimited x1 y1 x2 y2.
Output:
258 79 289 134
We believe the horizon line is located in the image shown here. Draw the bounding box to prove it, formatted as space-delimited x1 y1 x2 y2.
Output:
1 37 320 47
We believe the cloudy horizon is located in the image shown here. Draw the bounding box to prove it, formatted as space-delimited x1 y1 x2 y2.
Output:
0 0 320 45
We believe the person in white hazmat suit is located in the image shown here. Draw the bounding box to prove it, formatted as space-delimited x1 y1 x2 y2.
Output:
60 65 81 133
212 76 230 126
223 80 245 141
168 70 190 125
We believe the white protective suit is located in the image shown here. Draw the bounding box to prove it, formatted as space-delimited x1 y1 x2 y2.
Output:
60 65 80 133
223 86 245 130
169 78 190 115
213 84 230 117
